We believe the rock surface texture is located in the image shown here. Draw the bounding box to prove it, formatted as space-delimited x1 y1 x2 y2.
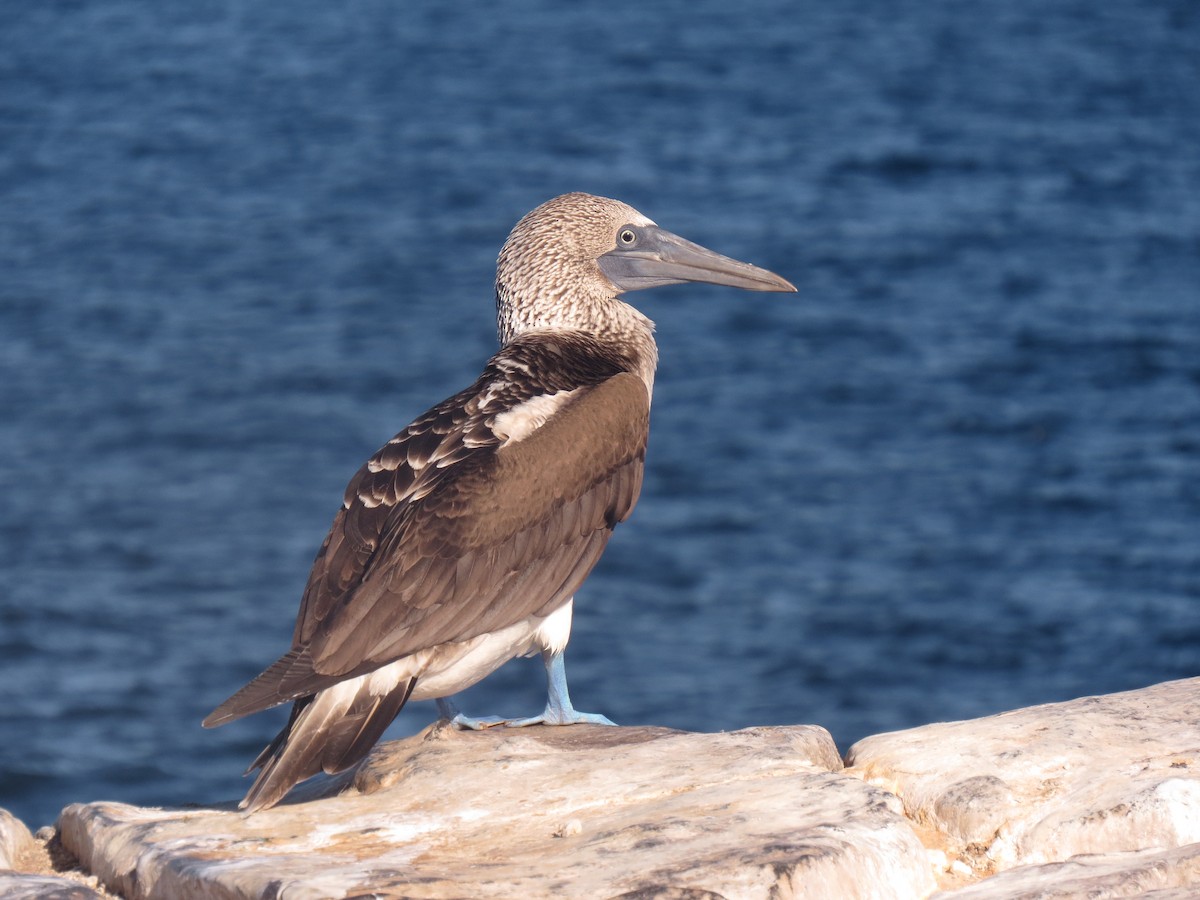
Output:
2 677 1197 898
847 676 1200 887
57 724 937 899
0 808 36 872
0 808 109 899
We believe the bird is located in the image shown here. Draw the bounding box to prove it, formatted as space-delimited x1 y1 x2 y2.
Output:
204 192 795 812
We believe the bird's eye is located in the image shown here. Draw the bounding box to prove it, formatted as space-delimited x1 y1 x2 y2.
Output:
618 228 637 246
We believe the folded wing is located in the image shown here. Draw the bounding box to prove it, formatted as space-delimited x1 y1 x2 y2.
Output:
205 335 649 727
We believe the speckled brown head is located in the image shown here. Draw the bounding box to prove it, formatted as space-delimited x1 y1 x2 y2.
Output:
495 192 795 346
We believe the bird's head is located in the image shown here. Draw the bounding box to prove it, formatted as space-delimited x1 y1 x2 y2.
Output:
496 192 796 343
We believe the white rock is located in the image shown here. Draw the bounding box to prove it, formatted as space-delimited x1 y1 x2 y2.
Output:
0 872 108 899
59 723 937 899
846 676 1200 875
0 808 35 871
0 807 108 899
934 841 1200 898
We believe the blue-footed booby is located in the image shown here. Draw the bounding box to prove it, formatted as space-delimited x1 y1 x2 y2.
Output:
204 193 795 812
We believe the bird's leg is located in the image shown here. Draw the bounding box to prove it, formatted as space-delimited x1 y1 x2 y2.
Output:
436 696 508 731
437 652 615 730
505 649 617 727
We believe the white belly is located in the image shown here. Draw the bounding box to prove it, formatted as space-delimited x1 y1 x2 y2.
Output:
356 599 575 702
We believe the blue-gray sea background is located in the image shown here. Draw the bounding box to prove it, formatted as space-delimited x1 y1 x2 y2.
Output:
3 1 1199 827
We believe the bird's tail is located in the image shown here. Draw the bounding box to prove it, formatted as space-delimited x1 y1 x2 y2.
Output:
240 674 416 813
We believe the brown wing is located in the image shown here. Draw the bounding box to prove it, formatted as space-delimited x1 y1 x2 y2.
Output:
205 346 648 727
308 371 649 674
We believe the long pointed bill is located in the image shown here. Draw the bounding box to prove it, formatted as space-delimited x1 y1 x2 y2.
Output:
598 224 796 294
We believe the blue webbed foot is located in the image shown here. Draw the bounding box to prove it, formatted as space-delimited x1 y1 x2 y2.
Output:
436 651 616 730
505 650 616 728
504 707 616 728
436 697 509 730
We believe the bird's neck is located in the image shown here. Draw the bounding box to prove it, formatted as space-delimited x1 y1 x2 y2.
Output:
496 286 659 393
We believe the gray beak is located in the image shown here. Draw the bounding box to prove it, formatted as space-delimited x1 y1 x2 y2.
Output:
598 224 796 294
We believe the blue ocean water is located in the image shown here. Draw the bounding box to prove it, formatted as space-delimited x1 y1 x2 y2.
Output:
2 1 1199 828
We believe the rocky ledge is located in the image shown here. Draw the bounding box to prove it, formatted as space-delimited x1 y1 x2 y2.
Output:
3 677 1198 898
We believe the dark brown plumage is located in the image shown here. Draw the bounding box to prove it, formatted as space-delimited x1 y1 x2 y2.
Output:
205 193 794 812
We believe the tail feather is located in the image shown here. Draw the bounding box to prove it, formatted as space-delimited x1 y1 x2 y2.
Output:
239 675 416 813
244 695 312 776
324 677 416 774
